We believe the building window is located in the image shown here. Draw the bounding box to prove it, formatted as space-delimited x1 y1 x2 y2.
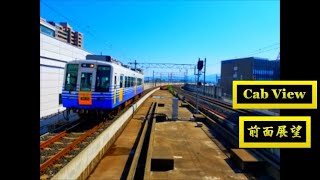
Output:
59 93 62 104
233 73 237 78
40 24 55 37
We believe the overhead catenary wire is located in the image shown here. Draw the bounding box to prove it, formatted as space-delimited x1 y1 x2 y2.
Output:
41 0 129 61
249 42 279 54
40 0 96 38
223 43 280 60
248 46 279 56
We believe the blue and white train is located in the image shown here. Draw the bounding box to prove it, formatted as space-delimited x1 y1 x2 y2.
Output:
62 55 144 118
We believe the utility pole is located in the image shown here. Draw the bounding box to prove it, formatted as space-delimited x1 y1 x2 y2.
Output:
203 58 206 95
195 58 204 114
196 67 200 114
134 60 137 70
153 70 155 87
194 66 197 85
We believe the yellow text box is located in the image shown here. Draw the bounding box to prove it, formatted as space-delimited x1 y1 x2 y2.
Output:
239 116 311 148
233 80 317 109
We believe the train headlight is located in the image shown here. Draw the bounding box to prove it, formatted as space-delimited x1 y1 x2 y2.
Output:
90 64 94 68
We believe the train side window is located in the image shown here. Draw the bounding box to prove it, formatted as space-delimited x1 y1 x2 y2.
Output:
127 76 129 87
128 77 131 87
120 75 124 88
128 77 130 87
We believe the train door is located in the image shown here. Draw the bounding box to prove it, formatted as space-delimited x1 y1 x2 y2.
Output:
134 77 137 95
78 63 96 105
119 74 124 102
113 73 117 104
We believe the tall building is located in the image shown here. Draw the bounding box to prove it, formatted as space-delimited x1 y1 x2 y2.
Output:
220 57 280 97
47 21 68 43
59 22 83 48
40 17 83 48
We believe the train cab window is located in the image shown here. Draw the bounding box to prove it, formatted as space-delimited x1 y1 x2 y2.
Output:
80 72 92 91
65 64 78 91
120 75 124 88
95 65 111 92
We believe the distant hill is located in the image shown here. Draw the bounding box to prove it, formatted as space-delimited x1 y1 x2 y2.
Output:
204 74 220 83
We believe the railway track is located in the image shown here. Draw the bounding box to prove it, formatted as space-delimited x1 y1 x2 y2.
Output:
40 87 157 179
176 86 266 116
170 86 280 178
40 119 110 179
174 87 240 121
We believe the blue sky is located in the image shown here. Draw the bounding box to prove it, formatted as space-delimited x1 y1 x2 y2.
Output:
40 0 280 77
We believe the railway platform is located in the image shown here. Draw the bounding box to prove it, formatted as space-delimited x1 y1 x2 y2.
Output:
87 101 152 180
42 86 279 180
88 88 248 179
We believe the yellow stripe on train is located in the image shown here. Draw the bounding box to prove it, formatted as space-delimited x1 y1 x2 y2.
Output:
114 90 116 104
119 88 123 102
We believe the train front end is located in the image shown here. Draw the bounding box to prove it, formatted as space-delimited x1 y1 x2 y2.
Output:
62 60 114 113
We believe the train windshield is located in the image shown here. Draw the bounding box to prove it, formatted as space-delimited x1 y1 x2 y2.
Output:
80 72 93 91
64 64 78 91
95 65 111 92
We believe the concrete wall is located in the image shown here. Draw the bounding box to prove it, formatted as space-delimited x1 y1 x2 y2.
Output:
183 84 222 99
144 82 184 90
40 33 90 118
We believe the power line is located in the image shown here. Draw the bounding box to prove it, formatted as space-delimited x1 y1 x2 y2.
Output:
40 0 100 40
249 47 279 56
249 42 280 54
41 0 130 60
128 62 196 69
